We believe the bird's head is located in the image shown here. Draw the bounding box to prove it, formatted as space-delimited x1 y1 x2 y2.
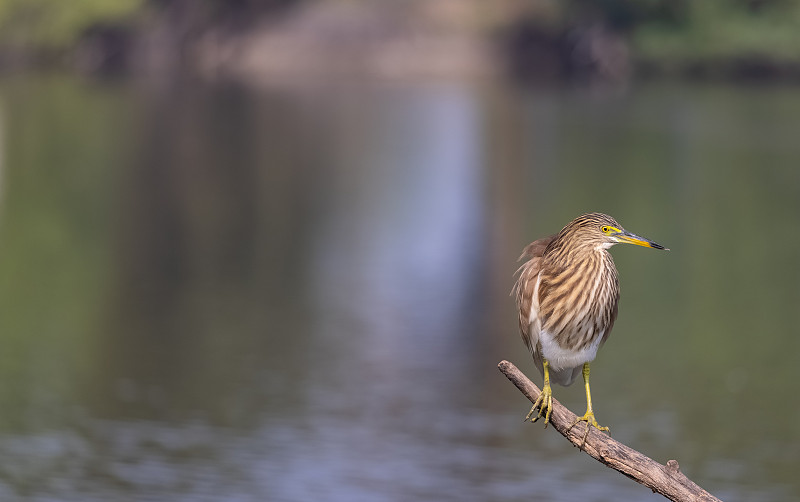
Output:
561 213 669 252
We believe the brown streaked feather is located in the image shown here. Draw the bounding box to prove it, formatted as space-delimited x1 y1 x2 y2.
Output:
511 234 556 374
538 252 618 351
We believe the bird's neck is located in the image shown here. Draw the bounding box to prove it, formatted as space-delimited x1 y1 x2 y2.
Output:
548 244 608 269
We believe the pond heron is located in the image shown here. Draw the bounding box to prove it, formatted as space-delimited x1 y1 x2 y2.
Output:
512 213 668 441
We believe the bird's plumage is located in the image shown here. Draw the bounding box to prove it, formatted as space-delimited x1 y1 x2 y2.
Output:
512 213 623 386
511 212 666 435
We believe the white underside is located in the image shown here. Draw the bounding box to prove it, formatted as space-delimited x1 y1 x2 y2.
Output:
538 328 603 371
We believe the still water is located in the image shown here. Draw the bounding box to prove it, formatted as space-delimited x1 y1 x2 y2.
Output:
0 75 798 501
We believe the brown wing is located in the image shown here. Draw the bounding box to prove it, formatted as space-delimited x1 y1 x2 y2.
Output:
511 235 556 358
516 236 554 263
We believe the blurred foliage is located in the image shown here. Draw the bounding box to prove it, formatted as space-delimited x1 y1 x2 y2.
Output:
0 0 800 76
632 0 800 64
563 0 800 66
0 0 141 49
505 0 800 78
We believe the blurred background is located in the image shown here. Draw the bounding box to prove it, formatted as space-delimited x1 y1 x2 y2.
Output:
0 0 799 501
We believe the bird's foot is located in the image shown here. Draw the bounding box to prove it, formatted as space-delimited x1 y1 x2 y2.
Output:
524 383 553 427
567 411 609 447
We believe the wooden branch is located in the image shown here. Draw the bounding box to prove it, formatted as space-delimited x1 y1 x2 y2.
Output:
498 360 722 502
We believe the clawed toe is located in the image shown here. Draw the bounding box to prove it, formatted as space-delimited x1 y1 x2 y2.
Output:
524 386 553 427
567 411 609 447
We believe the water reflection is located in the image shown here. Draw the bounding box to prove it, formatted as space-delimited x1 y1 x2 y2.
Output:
294 86 493 499
0 76 797 501
308 85 485 394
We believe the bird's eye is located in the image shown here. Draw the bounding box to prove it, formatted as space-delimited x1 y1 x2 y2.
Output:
601 226 610 233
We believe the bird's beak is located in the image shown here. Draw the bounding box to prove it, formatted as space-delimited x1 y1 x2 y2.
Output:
615 231 669 251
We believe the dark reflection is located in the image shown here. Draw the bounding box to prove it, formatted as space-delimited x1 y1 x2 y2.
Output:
92 80 326 425
98 80 261 420
0 77 798 501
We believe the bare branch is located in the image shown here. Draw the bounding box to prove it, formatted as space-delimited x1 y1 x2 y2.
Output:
498 360 722 502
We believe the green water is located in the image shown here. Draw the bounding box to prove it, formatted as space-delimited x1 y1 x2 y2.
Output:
0 74 797 501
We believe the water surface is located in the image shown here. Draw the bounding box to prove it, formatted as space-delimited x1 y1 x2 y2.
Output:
0 75 797 501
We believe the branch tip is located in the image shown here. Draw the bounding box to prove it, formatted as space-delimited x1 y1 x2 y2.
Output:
497 360 721 502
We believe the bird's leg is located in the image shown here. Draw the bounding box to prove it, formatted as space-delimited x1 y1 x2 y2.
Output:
567 362 609 446
525 359 554 427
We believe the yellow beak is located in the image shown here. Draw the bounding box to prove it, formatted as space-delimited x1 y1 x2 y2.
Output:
615 231 669 251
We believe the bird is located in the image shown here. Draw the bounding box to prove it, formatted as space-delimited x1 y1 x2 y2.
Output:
512 212 667 442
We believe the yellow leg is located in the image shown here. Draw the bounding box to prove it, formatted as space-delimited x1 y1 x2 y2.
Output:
525 359 554 427
568 362 609 445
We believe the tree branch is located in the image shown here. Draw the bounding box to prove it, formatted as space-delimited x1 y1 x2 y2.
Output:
498 360 722 502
